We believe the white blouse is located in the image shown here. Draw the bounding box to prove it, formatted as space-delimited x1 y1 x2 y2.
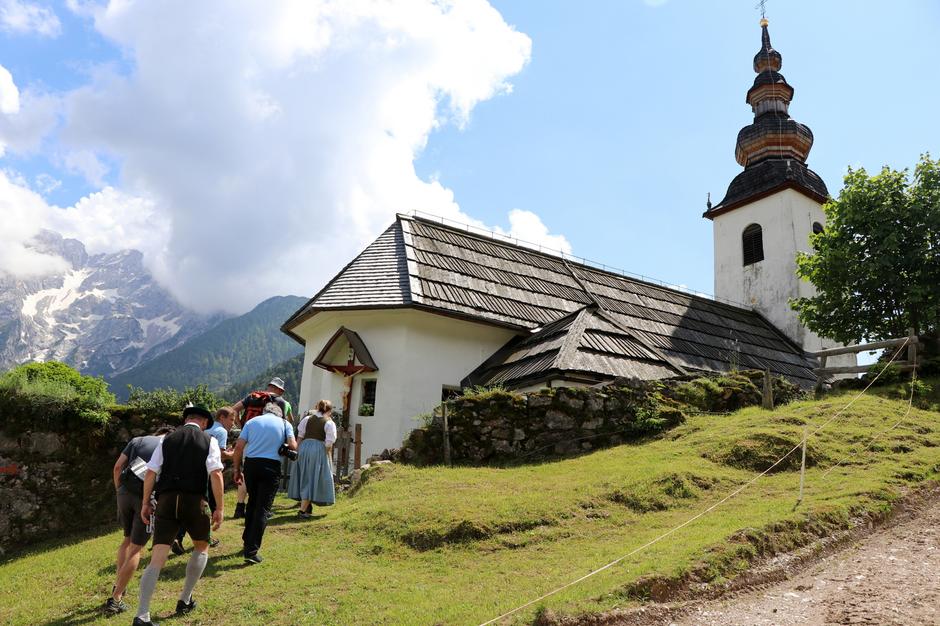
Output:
297 412 337 446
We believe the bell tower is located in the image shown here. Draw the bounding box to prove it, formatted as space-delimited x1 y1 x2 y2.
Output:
705 19 837 356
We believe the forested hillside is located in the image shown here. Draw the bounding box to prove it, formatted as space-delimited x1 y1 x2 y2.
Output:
225 353 303 406
108 296 305 400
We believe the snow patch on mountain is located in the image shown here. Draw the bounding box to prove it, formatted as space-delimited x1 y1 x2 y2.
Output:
0 231 225 378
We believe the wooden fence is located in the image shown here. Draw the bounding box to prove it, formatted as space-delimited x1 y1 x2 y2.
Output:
813 328 920 390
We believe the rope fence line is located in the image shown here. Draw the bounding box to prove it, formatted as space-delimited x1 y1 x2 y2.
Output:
821 367 919 479
478 339 912 626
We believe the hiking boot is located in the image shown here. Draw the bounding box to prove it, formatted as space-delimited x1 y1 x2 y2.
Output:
297 509 312 519
104 597 128 614
265 510 274 520
175 597 196 615
170 539 185 556
233 502 246 519
132 617 158 626
244 552 263 565
209 537 220 548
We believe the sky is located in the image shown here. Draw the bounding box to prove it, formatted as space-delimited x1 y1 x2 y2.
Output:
2 0 938 314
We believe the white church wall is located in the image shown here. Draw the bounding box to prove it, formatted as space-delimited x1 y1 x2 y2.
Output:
712 188 854 369
292 308 518 460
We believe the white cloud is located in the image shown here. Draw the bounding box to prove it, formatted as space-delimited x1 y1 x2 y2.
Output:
0 170 68 277
0 64 19 114
18 0 568 313
0 0 61 37
0 64 59 156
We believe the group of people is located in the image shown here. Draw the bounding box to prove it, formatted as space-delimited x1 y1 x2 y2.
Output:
106 377 337 626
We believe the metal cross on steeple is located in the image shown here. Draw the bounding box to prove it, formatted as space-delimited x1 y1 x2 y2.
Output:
754 0 768 19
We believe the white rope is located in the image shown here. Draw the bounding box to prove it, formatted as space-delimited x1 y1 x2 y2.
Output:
477 339 910 626
821 366 919 479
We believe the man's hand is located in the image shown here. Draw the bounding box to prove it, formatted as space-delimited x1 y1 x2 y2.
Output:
140 500 153 525
234 470 244 485
211 508 223 531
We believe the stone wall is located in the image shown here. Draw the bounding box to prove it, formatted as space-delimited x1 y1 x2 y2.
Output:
400 371 802 466
0 407 174 557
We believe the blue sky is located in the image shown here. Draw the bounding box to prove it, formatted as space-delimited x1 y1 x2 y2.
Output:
2 0 938 311
416 0 940 295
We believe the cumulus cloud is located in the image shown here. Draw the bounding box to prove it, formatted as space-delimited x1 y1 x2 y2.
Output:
0 0 61 37
41 0 569 313
3 0 569 313
0 64 59 156
0 170 68 277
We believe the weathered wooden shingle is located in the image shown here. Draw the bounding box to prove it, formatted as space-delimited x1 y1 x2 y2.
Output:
284 214 817 386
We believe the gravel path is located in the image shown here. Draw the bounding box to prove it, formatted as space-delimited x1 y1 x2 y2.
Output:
668 494 940 626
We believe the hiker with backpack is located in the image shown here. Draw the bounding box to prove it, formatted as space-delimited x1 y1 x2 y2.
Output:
226 377 291 519
104 425 175 615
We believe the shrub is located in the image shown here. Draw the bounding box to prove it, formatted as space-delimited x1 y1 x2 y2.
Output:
359 403 375 417
126 384 226 418
0 361 115 430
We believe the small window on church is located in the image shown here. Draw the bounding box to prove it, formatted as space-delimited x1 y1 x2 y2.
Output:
742 224 764 266
359 379 376 416
812 222 824 235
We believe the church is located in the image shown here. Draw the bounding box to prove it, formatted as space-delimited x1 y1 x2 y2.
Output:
281 20 853 462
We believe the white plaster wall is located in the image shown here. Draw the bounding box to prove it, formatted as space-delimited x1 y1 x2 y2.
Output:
292 308 518 460
712 188 855 369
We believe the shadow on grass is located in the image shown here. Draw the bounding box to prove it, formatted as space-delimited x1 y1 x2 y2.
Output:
0 523 115 566
34 605 107 626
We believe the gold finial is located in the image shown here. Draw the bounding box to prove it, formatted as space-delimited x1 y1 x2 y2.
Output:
760 17 769 27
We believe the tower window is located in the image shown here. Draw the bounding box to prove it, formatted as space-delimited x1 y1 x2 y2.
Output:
812 222 824 235
742 224 764 266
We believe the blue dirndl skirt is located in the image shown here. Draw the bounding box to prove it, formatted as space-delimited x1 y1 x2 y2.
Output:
288 439 335 506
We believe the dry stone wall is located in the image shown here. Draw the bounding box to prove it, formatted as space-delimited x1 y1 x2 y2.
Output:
0 407 173 557
400 371 803 465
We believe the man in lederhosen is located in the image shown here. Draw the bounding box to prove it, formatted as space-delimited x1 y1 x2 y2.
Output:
132 405 224 626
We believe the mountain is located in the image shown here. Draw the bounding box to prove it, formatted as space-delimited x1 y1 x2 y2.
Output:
225 352 304 405
0 231 222 378
109 295 306 400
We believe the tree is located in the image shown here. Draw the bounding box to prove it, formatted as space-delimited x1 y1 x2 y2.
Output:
792 154 940 345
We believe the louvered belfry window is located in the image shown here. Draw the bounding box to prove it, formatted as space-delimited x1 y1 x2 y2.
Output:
742 224 764 266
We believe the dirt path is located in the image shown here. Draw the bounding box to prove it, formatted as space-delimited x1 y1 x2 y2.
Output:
668 494 940 626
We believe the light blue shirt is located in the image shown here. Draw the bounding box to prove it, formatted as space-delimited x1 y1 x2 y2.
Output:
205 421 229 449
238 412 294 461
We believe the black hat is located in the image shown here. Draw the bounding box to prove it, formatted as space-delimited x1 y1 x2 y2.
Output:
183 404 214 430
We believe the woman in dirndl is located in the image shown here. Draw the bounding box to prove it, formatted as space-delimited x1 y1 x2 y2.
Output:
289 399 336 516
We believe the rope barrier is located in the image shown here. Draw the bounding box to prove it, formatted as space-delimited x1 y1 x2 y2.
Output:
477 339 911 625
821 367 919 479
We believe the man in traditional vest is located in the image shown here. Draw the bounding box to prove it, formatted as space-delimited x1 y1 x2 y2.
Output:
232 402 296 564
132 405 224 626
227 377 291 519
104 425 174 615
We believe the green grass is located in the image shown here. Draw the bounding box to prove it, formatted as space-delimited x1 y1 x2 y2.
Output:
1 380 938 625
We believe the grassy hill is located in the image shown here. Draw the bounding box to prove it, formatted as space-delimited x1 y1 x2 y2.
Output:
109 296 305 401
1 379 938 625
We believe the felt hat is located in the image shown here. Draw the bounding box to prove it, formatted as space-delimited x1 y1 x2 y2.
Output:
183 404 214 430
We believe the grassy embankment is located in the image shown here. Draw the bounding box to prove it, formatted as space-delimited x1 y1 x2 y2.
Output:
1 379 938 625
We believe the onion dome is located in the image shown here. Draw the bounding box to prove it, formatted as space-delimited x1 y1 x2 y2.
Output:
705 19 828 218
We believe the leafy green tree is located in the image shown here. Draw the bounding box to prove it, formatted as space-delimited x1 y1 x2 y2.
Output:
792 154 940 344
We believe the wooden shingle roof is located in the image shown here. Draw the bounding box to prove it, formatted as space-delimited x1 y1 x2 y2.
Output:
283 214 817 386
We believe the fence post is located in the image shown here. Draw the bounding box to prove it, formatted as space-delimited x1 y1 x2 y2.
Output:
762 369 774 410
814 355 828 398
442 401 452 467
354 423 362 470
907 328 918 370
798 425 807 505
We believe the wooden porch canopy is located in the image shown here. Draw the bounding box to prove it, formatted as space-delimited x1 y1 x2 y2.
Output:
313 326 378 376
